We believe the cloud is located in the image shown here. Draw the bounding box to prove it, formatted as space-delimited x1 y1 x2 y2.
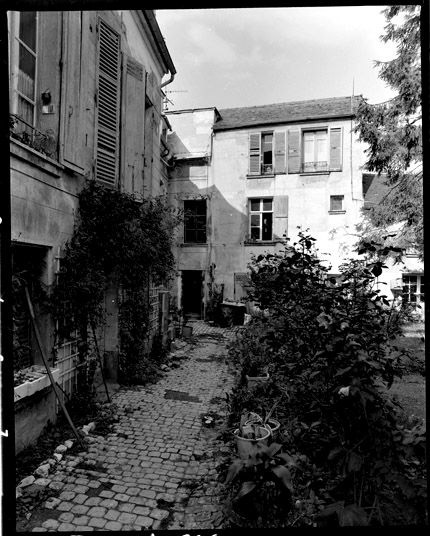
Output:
187 22 238 66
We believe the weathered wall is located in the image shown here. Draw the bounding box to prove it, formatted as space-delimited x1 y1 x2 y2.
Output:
14 388 57 454
168 112 369 308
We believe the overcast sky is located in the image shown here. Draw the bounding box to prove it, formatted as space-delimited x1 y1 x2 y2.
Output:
156 6 398 112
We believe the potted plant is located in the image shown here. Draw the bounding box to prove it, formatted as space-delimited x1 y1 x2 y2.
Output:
224 442 295 527
244 352 270 389
234 412 271 459
244 399 281 439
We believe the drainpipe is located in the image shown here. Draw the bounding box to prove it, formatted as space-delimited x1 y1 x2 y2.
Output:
161 71 175 89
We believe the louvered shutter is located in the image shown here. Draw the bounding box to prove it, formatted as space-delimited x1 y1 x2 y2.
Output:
121 54 145 195
288 130 301 173
274 131 286 174
249 133 261 175
273 195 289 240
329 127 342 171
61 12 85 171
95 19 121 186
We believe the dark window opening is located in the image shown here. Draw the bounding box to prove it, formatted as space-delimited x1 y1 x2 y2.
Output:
261 132 273 173
184 199 207 243
330 195 344 212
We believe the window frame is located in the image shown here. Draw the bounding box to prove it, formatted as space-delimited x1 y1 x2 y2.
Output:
301 127 328 173
248 197 273 241
329 194 345 213
183 199 207 244
9 11 39 128
402 274 424 307
260 131 274 175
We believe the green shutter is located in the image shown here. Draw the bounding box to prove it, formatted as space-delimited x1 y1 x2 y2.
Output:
329 127 342 171
249 133 261 175
121 53 145 195
273 195 288 239
274 131 286 174
287 130 300 173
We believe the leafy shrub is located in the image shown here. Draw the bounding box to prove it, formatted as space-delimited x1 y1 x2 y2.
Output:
226 232 426 526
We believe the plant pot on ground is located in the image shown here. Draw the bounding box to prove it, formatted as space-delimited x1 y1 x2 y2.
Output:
234 413 271 459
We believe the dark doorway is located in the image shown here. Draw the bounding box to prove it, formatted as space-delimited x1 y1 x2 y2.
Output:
182 270 203 318
11 243 48 371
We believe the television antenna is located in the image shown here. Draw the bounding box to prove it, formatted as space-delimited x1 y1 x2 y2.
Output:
163 90 188 111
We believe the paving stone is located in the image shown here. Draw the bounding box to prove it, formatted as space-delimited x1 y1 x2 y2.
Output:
86 506 107 518
118 502 135 513
85 496 102 506
41 519 59 530
135 515 153 528
139 489 156 499
114 493 130 502
117 512 137 524
57 501 74 512
105 520 123 531
88 517 107 528
73 515 89 525
104 509 120 521
71 503 90 515
99 498 118 509
58 523 76 531
149 508 169 520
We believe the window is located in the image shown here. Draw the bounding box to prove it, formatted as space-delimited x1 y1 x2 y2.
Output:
330 195 345 212
10 12 38 131
261 132 273 174
402 274 424 306
249 131 279 175
288 127 342 174
249 198 273 241
302 130 328 172
184 200 207 243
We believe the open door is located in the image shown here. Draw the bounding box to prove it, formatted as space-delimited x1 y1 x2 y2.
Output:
181 270 203 319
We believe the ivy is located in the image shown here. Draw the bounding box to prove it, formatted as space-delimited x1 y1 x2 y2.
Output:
52 181 181 384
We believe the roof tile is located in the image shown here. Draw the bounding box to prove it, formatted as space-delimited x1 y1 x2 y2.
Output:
213 96 363 131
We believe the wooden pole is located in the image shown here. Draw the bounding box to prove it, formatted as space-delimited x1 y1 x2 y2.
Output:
24 286 84 448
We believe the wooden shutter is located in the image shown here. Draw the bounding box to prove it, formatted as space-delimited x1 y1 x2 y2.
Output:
329 127 342 171
273 195 289 240
95 19 121 186
121 53 145 195
274 131 286 174
61 12 85 171
249 133 261 175
287 130 300 173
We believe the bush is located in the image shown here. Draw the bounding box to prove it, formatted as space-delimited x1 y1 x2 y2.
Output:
225 232 426 526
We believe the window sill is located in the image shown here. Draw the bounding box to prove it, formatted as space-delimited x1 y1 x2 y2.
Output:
246 174 275 179
300 171 330 176
10 137 64 178
180 243 208 247
328 210 346 214
244 240 283 246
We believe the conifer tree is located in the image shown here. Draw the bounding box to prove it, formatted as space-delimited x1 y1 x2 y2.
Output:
355 5 422 256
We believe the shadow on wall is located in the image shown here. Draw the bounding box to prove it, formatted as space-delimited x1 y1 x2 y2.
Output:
168 160 257 318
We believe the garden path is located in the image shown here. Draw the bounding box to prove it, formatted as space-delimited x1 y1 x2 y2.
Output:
16 321 238 532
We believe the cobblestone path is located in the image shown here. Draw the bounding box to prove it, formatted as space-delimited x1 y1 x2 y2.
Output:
16 322 238 532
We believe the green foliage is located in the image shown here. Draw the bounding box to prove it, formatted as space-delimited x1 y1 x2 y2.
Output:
226 233 426 526
52 181 181 384
225 443 294 526
354 5 422 255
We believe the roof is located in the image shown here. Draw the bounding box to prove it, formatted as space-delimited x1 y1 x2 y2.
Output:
362 173 390 209
165 107 221 120
143 11 176 75
213 96 363 131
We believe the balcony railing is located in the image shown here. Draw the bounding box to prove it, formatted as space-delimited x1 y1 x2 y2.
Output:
301 161 329 173
10 113 57 159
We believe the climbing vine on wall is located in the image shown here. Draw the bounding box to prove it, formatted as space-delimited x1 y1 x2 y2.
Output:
52 181 181 383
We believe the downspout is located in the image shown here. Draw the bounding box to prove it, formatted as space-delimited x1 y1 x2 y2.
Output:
161 71 175 89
